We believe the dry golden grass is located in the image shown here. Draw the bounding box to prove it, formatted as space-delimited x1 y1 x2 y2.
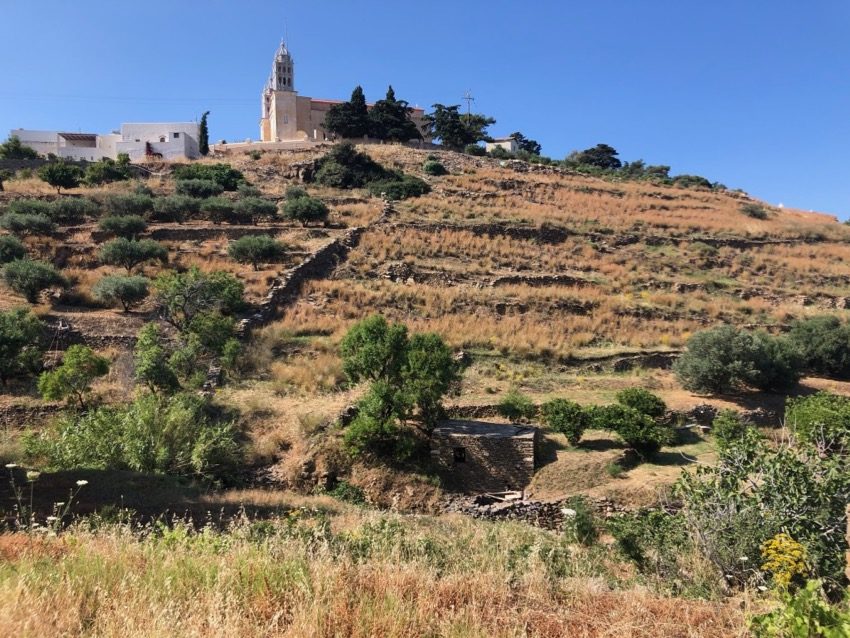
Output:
0 510 749 637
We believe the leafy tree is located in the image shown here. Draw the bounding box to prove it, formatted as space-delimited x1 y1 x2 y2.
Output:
616 388 667 419
176 178 224 199
151 194 200 222
37 161 83 193
6 199 51 217
509 132 542 155
200 196 235 224
98 238 167 273
424 104 495 150
172 163 243 190
368 86 421 142
674 325 801 394
789 316 850 379
340 314 409 384
343 381 414 459
84 157 130 185
672 174 713 189
402 332 460 427
198 111 210 156
0 211 55 236
2 259 66 303
0 135 39 159
567 144 622 170
711 410 750 452
233 197 277 224
91 274 149 312
324 85 370 139
133 323 179 393
98 215 147 239
153 267 243 331
282 195 329 225
590 403 673 458
0 308 44 385
464 143 486 156
38 344 109 409
541 398 589 445
49 196 99 223
227 235 287 270
0 235 26 264
186 311 237 355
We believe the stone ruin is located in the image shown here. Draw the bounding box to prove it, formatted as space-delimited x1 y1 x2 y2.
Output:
430 420 538 494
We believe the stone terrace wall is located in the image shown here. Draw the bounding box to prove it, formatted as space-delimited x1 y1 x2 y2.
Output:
431 430 538 493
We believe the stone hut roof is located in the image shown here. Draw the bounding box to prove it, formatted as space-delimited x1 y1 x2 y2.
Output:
432 420 536 439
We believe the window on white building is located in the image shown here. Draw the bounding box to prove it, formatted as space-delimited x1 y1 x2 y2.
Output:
173 132 180 139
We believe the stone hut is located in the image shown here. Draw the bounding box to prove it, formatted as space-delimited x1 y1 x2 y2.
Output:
430 420 538 493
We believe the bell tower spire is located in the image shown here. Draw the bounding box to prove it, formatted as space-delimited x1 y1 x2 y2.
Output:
270 39 295 92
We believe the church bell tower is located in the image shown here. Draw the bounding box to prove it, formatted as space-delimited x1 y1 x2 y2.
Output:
260 40 298 142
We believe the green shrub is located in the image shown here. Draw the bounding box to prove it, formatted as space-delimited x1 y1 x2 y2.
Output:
186 311 237 355
282 195 329 225
98 238 167 272
91 274 149 311
0 135 38 159
607 509 689 578
6 199 52 217
24 392 241 482
237 182 262 197
672 174 713 189
314 142 388 189
38 344 109 409
153 267 244 330
749 580 850 636
227 235 287 270
175 178 223 199
151 194 200 222
343 381 414 460
423 160 447 176
38 161 83 193
488 146 512 159
49 197 99 223
0 307 44 385
562 495 598 546
0 212 55 236
741 202 768 219
464 144 486 156
674 325 801 394
789 316 850 379
786 392 850 453
0 235 26 264
232 197 277 224
98 215 148 239
497 389 537 422
285 186 308 200
133 323 179 393
200 196 235 224
101 192 154 216
366 174 430 200
2 259 66 303
541 398 589 445
711 410 749 450
84 157 130 185
590 404 673 457
172 163 244 191
616 388 667 419
326 480 366 505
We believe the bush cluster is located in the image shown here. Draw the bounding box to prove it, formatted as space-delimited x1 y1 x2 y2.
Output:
171 163 244 191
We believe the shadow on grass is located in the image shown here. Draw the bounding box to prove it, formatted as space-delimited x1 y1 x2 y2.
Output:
0 467 312 526
650 450 699 467
535 434 566 469
578 438 626 453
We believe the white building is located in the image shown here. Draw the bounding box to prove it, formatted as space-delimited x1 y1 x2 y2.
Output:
485 136 520 154
9 122 200 161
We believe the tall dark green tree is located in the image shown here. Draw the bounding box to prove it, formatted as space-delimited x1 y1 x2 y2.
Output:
510 132 542 155
368 86 421 142
424 104 495 150
198 111 210 156
0 135 39 159
566 143 622 170
324 86 371 139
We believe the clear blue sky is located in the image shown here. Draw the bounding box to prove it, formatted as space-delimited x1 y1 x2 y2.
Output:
2 1 849 218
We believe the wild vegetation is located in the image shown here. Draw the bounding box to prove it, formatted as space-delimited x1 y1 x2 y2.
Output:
2 142 850 634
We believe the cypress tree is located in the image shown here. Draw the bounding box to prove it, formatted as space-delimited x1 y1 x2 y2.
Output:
198 111 210 156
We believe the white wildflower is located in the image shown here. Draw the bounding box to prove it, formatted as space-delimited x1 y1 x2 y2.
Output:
46 516 58 522
739 556 749 562
5 463 17 469
26 470 41 481
561 508 577 517
76 480 89 487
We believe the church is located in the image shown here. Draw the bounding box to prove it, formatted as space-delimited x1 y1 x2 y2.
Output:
259 40 428 143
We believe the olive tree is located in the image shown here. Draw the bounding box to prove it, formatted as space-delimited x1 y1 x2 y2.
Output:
38 344 109 409
98 238 168 273
2 259 67 303
91 275 149 312
227 235 287 270
0 307 44 386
